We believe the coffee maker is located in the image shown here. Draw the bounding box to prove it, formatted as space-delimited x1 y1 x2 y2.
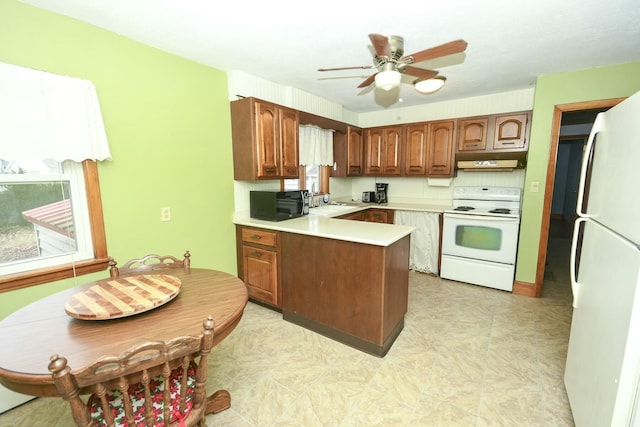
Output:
375 183 388 204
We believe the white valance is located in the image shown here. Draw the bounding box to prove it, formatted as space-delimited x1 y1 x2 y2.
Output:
299 125 334 166
0 62 111 162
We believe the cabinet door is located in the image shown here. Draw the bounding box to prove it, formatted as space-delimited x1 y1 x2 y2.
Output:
457 118 488 152
337 211 364 221
382 126 402 175
242 245 278 306
279 108 299 178
364 128 384 174
427 120 455 177
347 127 363 176
404 124 428 176
493 113 528 150
365 209 394 224
254 102 281 178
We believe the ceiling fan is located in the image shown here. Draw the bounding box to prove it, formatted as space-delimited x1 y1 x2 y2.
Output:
318 34 468 93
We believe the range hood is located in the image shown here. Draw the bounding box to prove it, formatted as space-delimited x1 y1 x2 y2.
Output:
456 159 523 171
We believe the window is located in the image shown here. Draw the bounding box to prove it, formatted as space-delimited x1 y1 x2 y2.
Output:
283 165 330 194
0 160 108 292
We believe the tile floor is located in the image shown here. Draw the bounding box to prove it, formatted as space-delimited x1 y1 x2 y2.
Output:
0 231 575 426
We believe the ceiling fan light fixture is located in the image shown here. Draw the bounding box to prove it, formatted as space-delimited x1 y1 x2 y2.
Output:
375 70 401 91
414 76 447 94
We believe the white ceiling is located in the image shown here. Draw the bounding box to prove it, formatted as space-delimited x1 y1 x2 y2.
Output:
21 0 640 113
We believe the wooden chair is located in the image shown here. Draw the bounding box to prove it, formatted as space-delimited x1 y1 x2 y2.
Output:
48 316 230 427
109 251 191 278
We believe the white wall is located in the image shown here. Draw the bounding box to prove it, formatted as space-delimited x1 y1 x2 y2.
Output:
358 88 535 127
337 170 525 204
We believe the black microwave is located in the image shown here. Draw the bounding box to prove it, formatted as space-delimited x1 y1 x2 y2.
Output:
250 190 308 222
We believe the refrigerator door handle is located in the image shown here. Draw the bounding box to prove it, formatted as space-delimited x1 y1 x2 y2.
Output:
576 113 604 218
570 217 588 308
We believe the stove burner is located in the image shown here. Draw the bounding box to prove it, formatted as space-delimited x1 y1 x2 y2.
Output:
489 208 511 214
454 206 475 211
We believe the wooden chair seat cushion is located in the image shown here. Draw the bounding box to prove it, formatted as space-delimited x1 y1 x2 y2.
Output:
88 361 197 427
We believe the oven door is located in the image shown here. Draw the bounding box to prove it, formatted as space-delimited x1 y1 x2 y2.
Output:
442 212 520 265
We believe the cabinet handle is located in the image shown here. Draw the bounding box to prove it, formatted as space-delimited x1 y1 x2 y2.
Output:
250 251 262 258
500 141 516 145
264 167 277 173
250 235 262 240
466 143 479 148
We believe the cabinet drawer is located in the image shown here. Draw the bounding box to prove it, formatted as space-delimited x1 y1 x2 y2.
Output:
365 209 394 224
241 228 277 247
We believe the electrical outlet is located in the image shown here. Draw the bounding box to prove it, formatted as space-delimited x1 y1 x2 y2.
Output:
161 207 171 222
530 181 540 193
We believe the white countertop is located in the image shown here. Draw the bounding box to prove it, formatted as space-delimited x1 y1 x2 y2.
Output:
344 200 451 213
233 202 447 247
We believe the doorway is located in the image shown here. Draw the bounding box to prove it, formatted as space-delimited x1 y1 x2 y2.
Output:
537 100 624 296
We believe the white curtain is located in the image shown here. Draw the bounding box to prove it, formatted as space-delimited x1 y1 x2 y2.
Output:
394 211 440 275
299 125 333 166
0 62 111 162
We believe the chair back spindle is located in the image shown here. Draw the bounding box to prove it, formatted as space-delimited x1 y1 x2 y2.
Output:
49 316 215 427
109 251 191 278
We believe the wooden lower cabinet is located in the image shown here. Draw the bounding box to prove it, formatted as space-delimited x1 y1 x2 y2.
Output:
364 208 394 224
236 226 281 308
281 232 410 357
337 208 394 224
336 211 364 221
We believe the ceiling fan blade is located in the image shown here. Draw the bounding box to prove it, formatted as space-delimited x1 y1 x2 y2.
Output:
318 65 374 72
369 33 391 58
357 73 378 88
404 39 468 64
401 66 439 80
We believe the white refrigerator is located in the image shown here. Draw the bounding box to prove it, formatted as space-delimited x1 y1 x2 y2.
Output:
565 90 640 426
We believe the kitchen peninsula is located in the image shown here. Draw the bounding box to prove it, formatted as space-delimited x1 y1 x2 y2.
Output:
234 205 414 356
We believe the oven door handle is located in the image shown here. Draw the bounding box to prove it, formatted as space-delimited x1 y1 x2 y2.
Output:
444 213 519 222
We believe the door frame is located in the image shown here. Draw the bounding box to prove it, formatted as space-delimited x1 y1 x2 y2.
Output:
534 97 626 296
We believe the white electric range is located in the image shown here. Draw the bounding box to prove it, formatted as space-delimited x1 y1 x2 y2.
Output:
440 186 522 291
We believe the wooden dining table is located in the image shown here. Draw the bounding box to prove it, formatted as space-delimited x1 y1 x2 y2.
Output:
0 268 248 410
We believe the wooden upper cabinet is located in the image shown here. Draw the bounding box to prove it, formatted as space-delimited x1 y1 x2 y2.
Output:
493 113 528 150
364 126 402 176
231 97 299 180
383 126 402 175
455 112 531 161
457 117 488 152
364 127 384 175
427 120 456 177
279 108 299 177
254 102 281 178
404 124 428 176
347 126 363 176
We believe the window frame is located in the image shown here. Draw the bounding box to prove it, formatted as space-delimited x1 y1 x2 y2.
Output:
0 160 109 293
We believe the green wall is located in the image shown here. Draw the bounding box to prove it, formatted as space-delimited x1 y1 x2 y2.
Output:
0 0 236 318
2 1 640 316
516 62 640 283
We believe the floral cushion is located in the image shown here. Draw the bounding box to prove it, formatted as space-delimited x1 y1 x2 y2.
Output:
89 362 197 427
